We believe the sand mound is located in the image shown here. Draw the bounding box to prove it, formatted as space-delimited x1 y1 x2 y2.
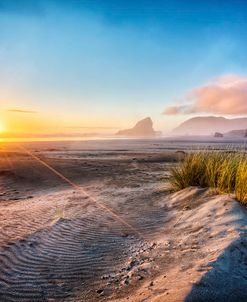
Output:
115 187 247 302
0 185 246 302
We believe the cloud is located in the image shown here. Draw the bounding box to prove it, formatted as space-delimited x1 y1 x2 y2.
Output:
0 132 99 139
163 106 180 115
66 126 118 129
163 105 190 115
163 74 247 115
8 109 38 114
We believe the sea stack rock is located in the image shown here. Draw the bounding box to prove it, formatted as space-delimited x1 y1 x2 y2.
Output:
116 117 157 137
214 132 224 138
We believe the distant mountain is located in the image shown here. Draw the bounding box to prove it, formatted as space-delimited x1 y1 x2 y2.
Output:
173 116 247 136
116 117 158 137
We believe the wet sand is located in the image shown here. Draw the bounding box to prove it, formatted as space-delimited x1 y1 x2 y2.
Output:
0 139 246 301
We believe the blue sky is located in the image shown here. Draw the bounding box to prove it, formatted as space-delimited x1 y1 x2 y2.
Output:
0 0 247 135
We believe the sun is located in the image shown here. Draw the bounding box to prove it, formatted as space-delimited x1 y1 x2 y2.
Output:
0 122 5 133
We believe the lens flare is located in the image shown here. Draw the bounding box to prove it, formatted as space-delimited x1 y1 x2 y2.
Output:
18 145 146 240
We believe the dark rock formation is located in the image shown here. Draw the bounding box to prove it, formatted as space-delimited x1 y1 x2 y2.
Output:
214 132 224 138
116 117 158 137
225 129 247 137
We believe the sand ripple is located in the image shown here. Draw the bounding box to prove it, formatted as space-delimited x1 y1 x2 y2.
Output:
0 188 165 301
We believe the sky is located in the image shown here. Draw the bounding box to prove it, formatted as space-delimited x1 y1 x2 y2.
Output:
0 0 247 139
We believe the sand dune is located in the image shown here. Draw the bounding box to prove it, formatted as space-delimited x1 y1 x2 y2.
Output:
0 145 246 301
114 188 247 302
0 189 149 301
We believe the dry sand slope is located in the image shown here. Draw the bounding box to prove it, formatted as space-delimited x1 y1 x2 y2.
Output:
0 183 167 302
114 188 247 302
0 186 247 302
0 149 246 302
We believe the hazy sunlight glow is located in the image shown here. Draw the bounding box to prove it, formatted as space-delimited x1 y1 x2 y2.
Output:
0 122 5 133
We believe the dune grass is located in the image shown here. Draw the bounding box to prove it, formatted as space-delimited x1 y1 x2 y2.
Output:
169 151 247 205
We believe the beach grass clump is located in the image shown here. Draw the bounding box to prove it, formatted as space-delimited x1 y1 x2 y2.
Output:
169 151 247 205
235 159 247 204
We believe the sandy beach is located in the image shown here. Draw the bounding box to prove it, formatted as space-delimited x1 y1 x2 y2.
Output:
0 139 246 302
2 1 247 300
